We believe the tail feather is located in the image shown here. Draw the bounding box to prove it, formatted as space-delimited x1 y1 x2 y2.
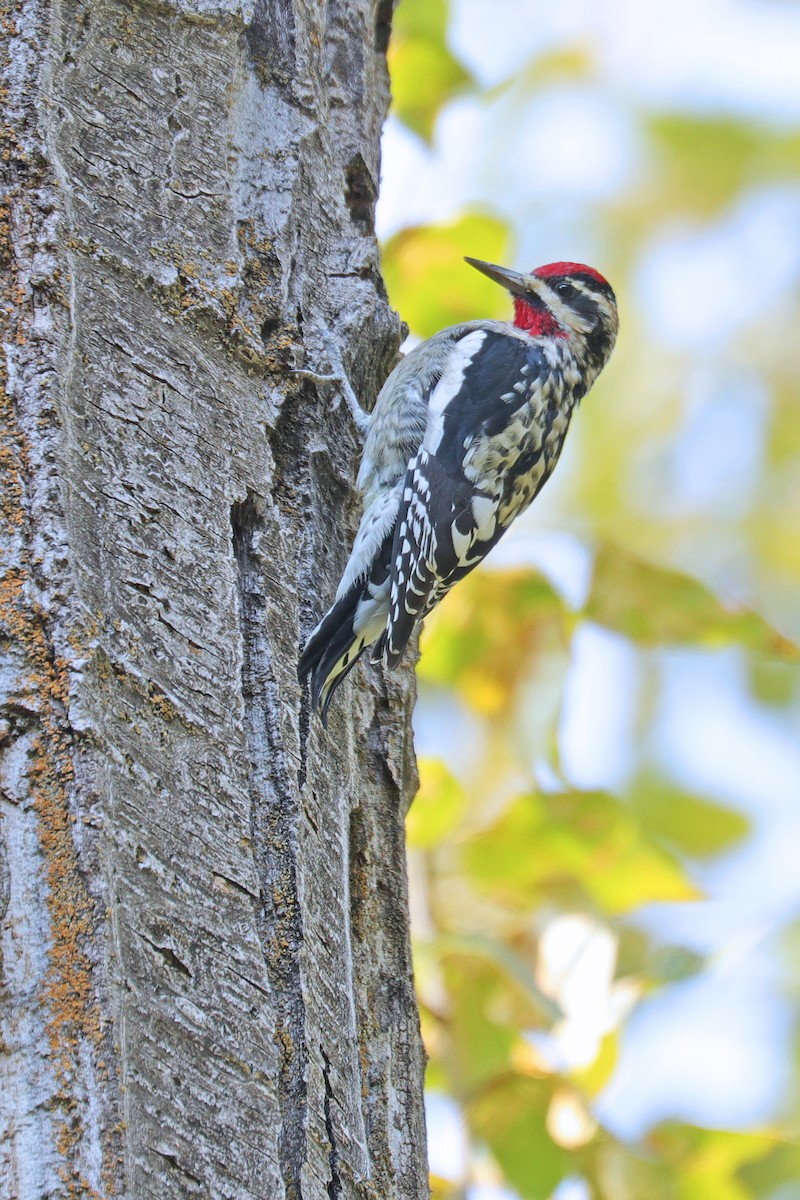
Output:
298 587 368 724
300 520 398 722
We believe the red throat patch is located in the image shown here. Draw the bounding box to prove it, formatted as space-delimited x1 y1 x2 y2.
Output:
513 296 565 337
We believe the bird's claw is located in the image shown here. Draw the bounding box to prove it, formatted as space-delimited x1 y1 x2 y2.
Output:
292 323 371 436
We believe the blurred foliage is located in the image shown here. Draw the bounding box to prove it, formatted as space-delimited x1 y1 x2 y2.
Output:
587 544 800 660
388 0 472 141
417 568 565 714
383 213 511 338
646 115 800 217
463 789 702 914
383 1 800 1197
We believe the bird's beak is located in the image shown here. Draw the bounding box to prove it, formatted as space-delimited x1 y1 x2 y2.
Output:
464 257 530 297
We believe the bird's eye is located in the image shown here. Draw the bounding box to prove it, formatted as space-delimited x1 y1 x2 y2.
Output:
555 280 576 298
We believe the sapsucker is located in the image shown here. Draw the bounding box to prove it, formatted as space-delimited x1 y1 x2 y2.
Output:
299 257 618 721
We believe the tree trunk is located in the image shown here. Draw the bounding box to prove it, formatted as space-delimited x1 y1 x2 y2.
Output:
0 0 427 1197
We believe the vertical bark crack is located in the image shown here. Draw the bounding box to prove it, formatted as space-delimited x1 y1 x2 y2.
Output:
232 493 309 1200
322 1050 342 1200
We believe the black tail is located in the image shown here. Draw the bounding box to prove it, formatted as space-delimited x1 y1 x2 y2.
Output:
298 586 368 725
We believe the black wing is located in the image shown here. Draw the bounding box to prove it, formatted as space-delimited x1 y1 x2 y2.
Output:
383 327 550 666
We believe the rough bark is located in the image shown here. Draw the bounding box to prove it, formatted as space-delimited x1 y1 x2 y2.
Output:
0 0 427 1197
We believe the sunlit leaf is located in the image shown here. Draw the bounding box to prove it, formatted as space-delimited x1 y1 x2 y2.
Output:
585 542 799 661
767 370 800 469
527 46 596 87
407 757 467 848
649 1124 782 1200
430 1173 459 1199
389 39 471 142
392 0 449 39
628 773 750 859
442 959 517 1091
594 1142 678 1200
616 927 705 988
435 932 562 1024
746 658 798 708
737 1139 800 1199
382 213 512 339
468 1075 569 1200
418 567 565 714
570 1030 619 1098
462 791 700 916
648 115 800 216
645 945 705 988
546 791 701 914
389 0 472 140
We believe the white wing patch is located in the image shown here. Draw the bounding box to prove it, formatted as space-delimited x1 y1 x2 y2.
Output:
451 524 472 565
470 493 497 541
425 329 486 454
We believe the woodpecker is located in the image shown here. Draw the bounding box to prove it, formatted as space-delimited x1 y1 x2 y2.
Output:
299 257 618 721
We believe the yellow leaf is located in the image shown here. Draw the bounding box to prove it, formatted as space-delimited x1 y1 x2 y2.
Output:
407 757 466 849
389 0 472 141
586 541 799 661
382 213 512 338
570 1030 619 1097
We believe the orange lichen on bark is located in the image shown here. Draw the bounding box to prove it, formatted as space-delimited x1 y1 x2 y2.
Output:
0 561 107 1198
1 263 111 1200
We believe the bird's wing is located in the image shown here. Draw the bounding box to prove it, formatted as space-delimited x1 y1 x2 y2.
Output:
383 326 549 666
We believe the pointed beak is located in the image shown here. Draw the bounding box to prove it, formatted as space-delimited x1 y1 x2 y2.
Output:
464 257 530 297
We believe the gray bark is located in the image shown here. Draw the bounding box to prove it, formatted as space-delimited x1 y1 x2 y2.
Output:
0 0 427 1197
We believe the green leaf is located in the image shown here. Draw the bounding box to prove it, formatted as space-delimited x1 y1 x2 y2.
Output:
570 1029 619 1099
468 1075 568 1200
392 0 450 40
382 213 512 339
746 658 799 708
442 959 518 1091
430 1174 460 1200
389 39 471 142
737 1139 800 1199
585 542 799 661
435 932 562 1024
628 773 750 860
648 114 800 217
389 0 472 140
616 927 705 988
418 566 565 714
648 1124 782 1200
407 757 467 848
593 1142 679 1200
462 791 701 916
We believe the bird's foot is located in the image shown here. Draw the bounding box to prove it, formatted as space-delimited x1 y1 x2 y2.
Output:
292 322 371 436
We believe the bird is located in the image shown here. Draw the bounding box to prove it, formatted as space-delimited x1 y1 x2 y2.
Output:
299 257 618 722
